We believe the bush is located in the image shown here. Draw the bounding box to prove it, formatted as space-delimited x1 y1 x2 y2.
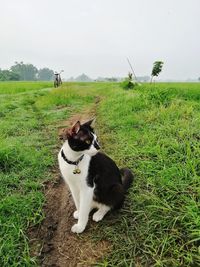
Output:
120 79 137 90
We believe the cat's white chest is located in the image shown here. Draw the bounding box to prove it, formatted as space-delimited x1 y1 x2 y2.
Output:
58 149 91 186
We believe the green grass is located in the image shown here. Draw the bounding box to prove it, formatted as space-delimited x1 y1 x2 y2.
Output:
94 83 200 267
0 81 199 266
0 81 53 94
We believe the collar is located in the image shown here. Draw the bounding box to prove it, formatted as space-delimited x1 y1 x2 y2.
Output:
61 149 84 165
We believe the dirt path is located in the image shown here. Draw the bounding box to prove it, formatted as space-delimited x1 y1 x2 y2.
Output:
29 101 110 267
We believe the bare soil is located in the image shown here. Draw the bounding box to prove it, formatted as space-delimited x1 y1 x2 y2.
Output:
29 103 110 267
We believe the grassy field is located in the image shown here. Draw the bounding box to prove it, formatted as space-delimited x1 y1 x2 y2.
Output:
0 81 53 94
0 81 199 266
0 82 95 265
95 83 200 266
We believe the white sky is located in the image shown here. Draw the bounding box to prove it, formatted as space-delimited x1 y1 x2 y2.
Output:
0 0 199 79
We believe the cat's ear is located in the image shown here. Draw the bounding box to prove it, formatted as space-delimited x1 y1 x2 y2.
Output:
62 121 80 139
71 121 81 134
83 118 96 127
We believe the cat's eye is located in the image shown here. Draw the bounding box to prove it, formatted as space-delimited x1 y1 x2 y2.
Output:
86 140 91 144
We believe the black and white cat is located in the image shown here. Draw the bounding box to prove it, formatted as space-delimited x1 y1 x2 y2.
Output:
58 119 133 234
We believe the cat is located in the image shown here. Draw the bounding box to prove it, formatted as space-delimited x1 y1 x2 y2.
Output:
58 119 133 234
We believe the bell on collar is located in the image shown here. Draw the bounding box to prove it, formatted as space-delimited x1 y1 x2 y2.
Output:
73 167 81 174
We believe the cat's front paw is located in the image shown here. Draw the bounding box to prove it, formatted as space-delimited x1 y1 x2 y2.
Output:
73 210 79 220
71 223 85 234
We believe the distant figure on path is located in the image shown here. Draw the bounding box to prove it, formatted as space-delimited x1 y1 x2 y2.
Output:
54 71 62 87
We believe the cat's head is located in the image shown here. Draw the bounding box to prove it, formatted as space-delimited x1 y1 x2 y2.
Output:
61 119 100 156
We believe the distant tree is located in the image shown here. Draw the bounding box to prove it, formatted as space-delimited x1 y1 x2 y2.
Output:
10 61 38 80
9 71 20 81
105 77 118 82
198 77 200 82
75 73 92 82
0 70 10 81
38 68 54 81
137 76 150 82
151 61 164 83
0 69 20 81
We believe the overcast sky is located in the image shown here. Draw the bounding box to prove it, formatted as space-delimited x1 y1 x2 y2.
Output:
0 0 199 80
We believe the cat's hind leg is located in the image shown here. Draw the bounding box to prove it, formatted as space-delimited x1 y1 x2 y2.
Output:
92 204 111 222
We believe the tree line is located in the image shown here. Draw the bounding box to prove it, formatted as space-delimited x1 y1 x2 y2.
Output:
0 62 54 81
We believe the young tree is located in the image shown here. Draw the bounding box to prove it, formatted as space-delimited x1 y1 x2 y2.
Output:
151 61 164 83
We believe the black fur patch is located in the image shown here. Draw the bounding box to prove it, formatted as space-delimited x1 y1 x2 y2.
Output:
87 152 125 209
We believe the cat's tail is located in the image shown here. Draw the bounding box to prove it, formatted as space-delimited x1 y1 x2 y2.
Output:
120 167 134 192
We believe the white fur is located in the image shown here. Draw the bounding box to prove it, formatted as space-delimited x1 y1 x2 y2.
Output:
58 139 110 234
